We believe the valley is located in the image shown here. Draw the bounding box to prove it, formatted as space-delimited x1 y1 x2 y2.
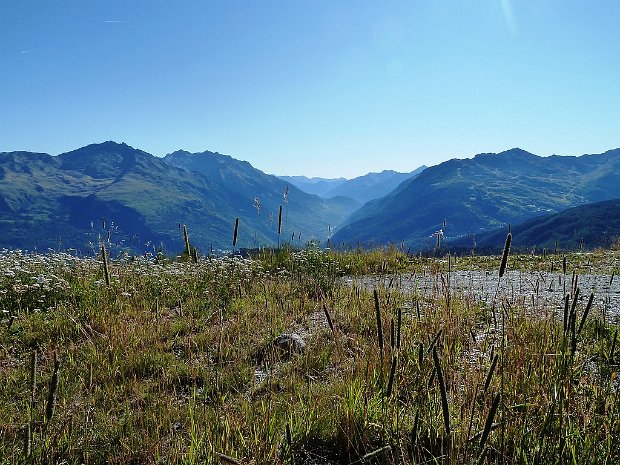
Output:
2 143 619 255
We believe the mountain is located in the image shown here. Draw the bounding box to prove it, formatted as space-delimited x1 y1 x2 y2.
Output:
280 167 426 204
332 148 620 248
0 142 360 254
326 167 427 204
453 199 620 252
277 175 347 197
163 149 360 242
0 142 240 254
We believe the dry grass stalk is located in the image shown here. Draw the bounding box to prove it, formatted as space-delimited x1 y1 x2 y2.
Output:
23 423 32 459
577 292 594 335
285 423 295 465
432 346 451 438
385 355 398 397
569 288 580 355
278 205 283 236
29 349 37 407
479 392 500 450
356 445 391 462
499 232 512 278
87 362 93 391
610 329 617 362
396 307 402 350
183 224 191 257
428 329 443 353
101 244 110 286
484 354 498 393
232 217 239 247
323 304 335 335
563 294 570 334
374 290 384 363
45 352 60 422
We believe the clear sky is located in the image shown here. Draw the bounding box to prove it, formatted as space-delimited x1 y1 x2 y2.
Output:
2 1 619 178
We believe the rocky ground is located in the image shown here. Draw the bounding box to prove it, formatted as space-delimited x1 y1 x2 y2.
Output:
348 269 620 321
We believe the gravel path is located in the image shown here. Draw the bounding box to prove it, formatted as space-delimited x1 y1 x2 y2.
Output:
347 270 620 320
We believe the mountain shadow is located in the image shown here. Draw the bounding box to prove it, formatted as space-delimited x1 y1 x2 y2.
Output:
451 199 620 252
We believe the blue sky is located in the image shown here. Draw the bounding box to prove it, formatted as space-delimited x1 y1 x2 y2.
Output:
2 1 619 177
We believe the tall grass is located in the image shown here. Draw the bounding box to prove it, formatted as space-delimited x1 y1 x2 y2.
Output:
0 246 619 463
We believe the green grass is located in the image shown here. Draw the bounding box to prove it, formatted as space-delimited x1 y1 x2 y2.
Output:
1 247 620 463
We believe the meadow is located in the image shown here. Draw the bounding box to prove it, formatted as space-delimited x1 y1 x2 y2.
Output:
1 243 620 464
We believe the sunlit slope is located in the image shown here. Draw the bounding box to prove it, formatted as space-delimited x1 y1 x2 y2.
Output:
333 148 620 247
0 142 360 253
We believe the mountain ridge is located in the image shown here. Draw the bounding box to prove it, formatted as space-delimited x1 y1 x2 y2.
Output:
3 142 620 253
279 166 426 204
332 147 620 247
0 142 360 253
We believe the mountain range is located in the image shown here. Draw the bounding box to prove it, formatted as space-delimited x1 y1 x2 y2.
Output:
276 176 347 198
2 143 619 254
0 142 358 254
333 147 620 249
279 166 426 204
453 198 620 252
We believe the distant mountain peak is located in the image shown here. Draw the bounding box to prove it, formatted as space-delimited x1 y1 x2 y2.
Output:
168 149 210 156
101 140 129 147
54 140 158 180
84 140 133 151
281 166 426 204
60 141 148 158
473 147 535 160
499 147 536 157
167 149 192 157
166 149 237 162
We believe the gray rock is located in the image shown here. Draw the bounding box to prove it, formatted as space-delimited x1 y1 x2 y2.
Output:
254 332 307 367
272 333 306 355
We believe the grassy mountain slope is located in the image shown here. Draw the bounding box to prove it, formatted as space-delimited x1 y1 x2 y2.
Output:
0 142 360 254
164 150 360 243
333 148 620 247
455 199 620 251
0 143 236 253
